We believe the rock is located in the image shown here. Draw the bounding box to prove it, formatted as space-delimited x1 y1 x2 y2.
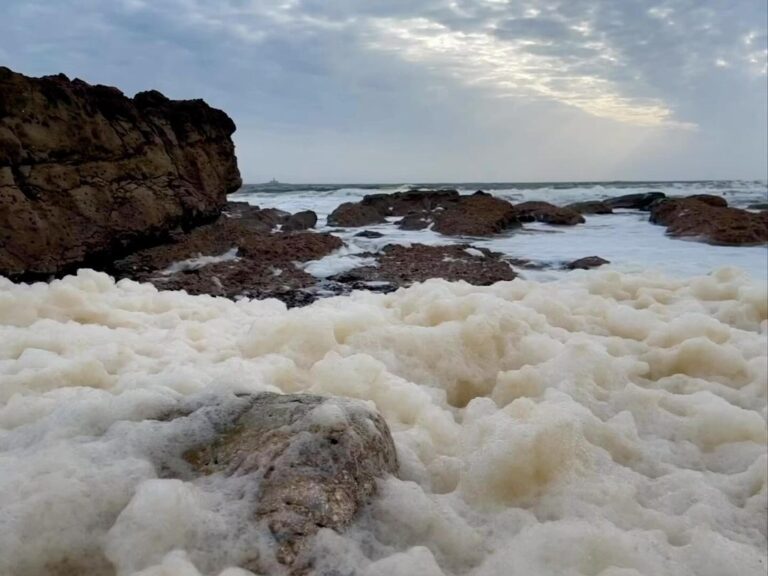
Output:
330 243 517 286
0 66 241 280
111 203 343 303
565 201 613 214
514 201 585 225
183 393 398 572
649 198 768 245
684 194 728 207
747 203 768 211
566 256 610 270
354 230 384 238
397 213 433 230
432 194 520 236
282 210 318 232
327 202 387 227
604 192 666 210
361 189 460 216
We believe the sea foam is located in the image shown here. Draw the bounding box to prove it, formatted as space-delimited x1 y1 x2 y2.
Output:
0 268 766 575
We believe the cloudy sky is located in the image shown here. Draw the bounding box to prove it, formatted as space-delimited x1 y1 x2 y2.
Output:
1 0 766 183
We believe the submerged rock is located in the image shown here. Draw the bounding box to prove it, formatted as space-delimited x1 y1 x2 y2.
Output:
649 198 768 246
283 210 318 232
566 256 610 270
432 194 520 236
112 202 342 302
331 243 517 286
604 192 666 210
183 393 398 572
328 190 519 236
0 66 241 280
514 201 585 225
327 202 387 227
565 201 613 214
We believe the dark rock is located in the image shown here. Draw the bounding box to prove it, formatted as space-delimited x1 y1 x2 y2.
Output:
650 198 768 245
747 203 768 211
354 230 384 238
331 243 517 286
432 194 520 236
111 204 343 302
684 194 728 207
397 213 433 230
362 189 460 216
565 201 613 215
183 393 398 572
0 66 241 280
282 210 318 232
514 201 585 225
327 202 387 227
604 192 666 210
566 256 610 270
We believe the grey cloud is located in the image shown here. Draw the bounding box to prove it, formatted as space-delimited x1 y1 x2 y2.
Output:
0 0 765 181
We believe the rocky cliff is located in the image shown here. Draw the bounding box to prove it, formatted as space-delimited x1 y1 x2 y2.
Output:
0 66 241 279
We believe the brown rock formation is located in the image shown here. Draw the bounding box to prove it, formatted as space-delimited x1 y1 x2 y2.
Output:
0 67 241 279
432 193 520 235
112 202 342 304
331 243 517 286
514 201 585 225
566 201 613 214
650 198 768 245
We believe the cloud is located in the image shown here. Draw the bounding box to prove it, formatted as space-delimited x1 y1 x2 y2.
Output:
0 0 765 181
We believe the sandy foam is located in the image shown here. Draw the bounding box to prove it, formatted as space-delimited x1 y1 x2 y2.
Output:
0 268 765 575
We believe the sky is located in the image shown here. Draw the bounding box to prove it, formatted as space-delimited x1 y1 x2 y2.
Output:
1 0 766 183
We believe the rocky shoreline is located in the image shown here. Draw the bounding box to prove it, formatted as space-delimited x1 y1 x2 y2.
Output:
1 67 767 307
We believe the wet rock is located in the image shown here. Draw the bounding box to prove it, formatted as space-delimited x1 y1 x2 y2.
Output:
684 194 728 207
331 243 517 286
566 256 610 270
327 202 387 227
0 66 241 280
397 213 433 230
354 230 384 238
111 204 342 303
432 194 520 236
283 210 318 232
650 198 768 245
514 201 585 225
565 201 613 215
183 393 398 572
604 192 666 210
747 203 768 211
362 189 460 216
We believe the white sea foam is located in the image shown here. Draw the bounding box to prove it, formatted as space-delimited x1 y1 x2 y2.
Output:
160 248 239 275
0 268 766 575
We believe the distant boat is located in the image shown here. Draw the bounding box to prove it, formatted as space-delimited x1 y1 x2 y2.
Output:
267 178 280 185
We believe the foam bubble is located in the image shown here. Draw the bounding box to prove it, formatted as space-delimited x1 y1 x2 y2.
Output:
0 268 765 575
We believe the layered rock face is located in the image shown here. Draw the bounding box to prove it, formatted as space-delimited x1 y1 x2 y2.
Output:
0 67 242 279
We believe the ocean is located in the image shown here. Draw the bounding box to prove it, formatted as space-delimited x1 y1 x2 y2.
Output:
0 180 766 575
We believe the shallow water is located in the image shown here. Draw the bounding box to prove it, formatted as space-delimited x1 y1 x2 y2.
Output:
0 268 766 575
